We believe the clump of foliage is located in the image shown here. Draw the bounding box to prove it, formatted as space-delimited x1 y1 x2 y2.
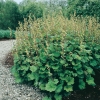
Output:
11 14 100 100
66 0 100 20
0 30 15 39
0 0 44 30
19 0 44 21
0 0 20 30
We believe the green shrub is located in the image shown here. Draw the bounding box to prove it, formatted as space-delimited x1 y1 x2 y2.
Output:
0 30 15 39
65 0 100 20
11 14 100 100
0 32 4 39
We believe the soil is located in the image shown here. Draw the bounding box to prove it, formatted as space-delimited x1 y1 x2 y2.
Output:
63 84 100 100
0 39 14 41
4 52 14 67
62 69 100 100
4 44 100 100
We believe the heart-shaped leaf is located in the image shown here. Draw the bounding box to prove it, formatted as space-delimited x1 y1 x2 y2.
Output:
45 80 57 92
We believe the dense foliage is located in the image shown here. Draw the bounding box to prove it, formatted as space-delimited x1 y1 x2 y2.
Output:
11 14 100 100
0 0 44 30
18 0 44 21
0 30 15 39
0 0 100 30
66 0 100 19
0 0 20 30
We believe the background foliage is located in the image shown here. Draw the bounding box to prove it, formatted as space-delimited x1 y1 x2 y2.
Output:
0 0 44 30
0 30 15 39
0 0 20 30
66 0 100 19
0 0 100 30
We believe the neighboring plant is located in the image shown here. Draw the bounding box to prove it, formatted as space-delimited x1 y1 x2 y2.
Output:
11 14 100 100
19 0 44 22
66 0 100 20
0 0 20 30
0 0 44 30
0 30 15 39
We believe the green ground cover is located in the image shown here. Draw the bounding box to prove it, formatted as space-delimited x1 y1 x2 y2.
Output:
0 30 15 39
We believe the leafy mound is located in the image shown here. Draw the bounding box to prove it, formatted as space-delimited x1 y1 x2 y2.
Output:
11 14 100 100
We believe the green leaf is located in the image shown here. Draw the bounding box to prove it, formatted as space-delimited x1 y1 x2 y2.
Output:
54 79 59 84
76 55 81 60
94 47 100 51
20 65 29 71
88 56 93 60
36 38 41 43
95 54 100 58
77 69 84 75
45 80 57 92
34 73 39 81
55 84 63 93
26 58 31 62
64 85 73 92
11 66 19 77
65 76 74 85
73 63 82 70
60 60 66 65
72 54 81 60
59 73 65 80
65 63 69 67
78 74 84 78
30 66 38 72
27 73 35 81
42 96 52 100
39 84 45 90
34 81 39 87
81 56 89 63
66 56 73 61
48 72 53 76
40 55 47 63
51 56 55 61
54 94 62 100
15 77 22 83
86 76 96 86
72 73 77 77
51 66 59 70
48 43 55 52
90 60 98 67
67 45 74 52
72 61 75 65
86 67 93 74
53 52 60 57
40 67 46 71
79 44 86 49
85 50 91 54
79 79 86 90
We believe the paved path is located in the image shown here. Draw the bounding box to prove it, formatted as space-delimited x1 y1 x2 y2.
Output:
0 40 44 100
0 40 15 63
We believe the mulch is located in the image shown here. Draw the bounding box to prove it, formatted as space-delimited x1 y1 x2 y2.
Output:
4 52 14 67
63 85 100 100
0 39 14 67
63 69 100 100
0 39 12 41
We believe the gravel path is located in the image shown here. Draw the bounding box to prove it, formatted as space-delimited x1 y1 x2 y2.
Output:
0 40 44 100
